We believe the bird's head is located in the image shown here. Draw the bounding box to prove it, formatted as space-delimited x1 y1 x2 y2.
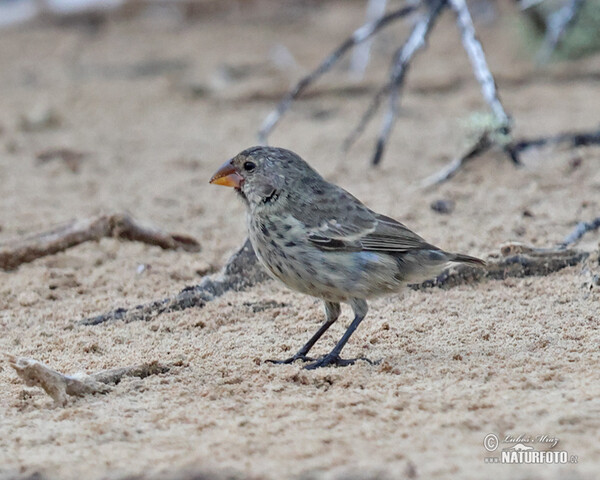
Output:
209 146 319 209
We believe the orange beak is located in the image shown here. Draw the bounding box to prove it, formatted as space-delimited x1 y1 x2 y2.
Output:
209 159 244 188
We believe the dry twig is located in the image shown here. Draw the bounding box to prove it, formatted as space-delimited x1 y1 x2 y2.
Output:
561 216 600 248
257 3 419 144
506 126 600 157
423 125 600 187
80 238 268 325
6 355 169 406
261 0 512 168
349 0 388 78
427 215 600 290
535 0 585 63
415 244 590 290
421 128 495 187
0 213 200 271
448 0 511 128
372 0 445 165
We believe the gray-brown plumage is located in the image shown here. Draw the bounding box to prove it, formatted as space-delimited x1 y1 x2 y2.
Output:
210 146 485 369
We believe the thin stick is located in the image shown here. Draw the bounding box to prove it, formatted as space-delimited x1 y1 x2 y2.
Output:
342 81 390 152
6 354 169 406
372 0 446 165
560 217 600 248
447 0 510 128
80 238 268 325
349 0 388 78
423 125 600 187
414 245 589 290
506 126 600 157
0 213 200 271
537 0 585 64
257 4 418 144
421 130 493 187
345 1 445 155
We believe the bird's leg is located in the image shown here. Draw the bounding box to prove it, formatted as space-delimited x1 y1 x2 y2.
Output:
267 302 341 364
305 299 373 369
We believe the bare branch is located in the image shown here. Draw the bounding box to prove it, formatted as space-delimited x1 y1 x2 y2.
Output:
349 0 388 79
342 82 390 152
414 244 590 290
372 0 446 165
423 125 600 187
6 354 169 406
447 0 511 127
257 3 418 144
80 238 268 325
561 217 600 248
537 0 585 63
344 1 449 153
421 130 493 187
506 126 600 157
0 213 200 271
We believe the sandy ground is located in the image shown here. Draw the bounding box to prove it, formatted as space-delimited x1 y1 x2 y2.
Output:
1 2 600 479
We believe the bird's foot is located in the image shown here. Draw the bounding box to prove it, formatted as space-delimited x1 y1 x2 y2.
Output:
304 354 379 370
266 353 315 365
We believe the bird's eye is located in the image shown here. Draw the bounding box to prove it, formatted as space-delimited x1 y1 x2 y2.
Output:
243 161 256 172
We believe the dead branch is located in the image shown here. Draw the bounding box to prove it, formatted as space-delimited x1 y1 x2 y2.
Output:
80 238 268 325
561 216 600 248
0 213 200 271
345 0 446 155
506 126 600 157
372 0 445 165
423 125 600 187
448 0 511 128
414 244 590 290
89 361 170 384
261 0 513 168
421 128 495 187
415 0 518 184
429 223 600 290
6 354 169 406
349 0 388 79
257 3 418 144
536 0 585 63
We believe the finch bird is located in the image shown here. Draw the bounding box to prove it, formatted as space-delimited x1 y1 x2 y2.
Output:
210 146 485 369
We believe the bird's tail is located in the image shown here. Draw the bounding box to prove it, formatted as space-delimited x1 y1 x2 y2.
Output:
448 252 486 267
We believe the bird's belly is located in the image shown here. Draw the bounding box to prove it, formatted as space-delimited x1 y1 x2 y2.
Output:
249 218 403 301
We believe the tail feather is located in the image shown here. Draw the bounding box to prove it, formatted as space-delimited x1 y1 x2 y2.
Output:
449 252 486 267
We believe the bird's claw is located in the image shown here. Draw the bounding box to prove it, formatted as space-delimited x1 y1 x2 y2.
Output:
266 354 315 365
304 354 378 370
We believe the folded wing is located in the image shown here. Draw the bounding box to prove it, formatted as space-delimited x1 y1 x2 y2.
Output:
298 186 438 254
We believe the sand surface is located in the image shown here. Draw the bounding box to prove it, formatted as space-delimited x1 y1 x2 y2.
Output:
1 2 599 479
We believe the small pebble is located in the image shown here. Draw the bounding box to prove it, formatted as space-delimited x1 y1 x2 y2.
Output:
136 264 150 275
522 209 534 218
17 291 39 307
430 199 455 215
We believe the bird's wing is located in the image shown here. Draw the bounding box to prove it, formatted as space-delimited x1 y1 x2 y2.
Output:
358 213 439 252
295 185 437 254
304 198 377 252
